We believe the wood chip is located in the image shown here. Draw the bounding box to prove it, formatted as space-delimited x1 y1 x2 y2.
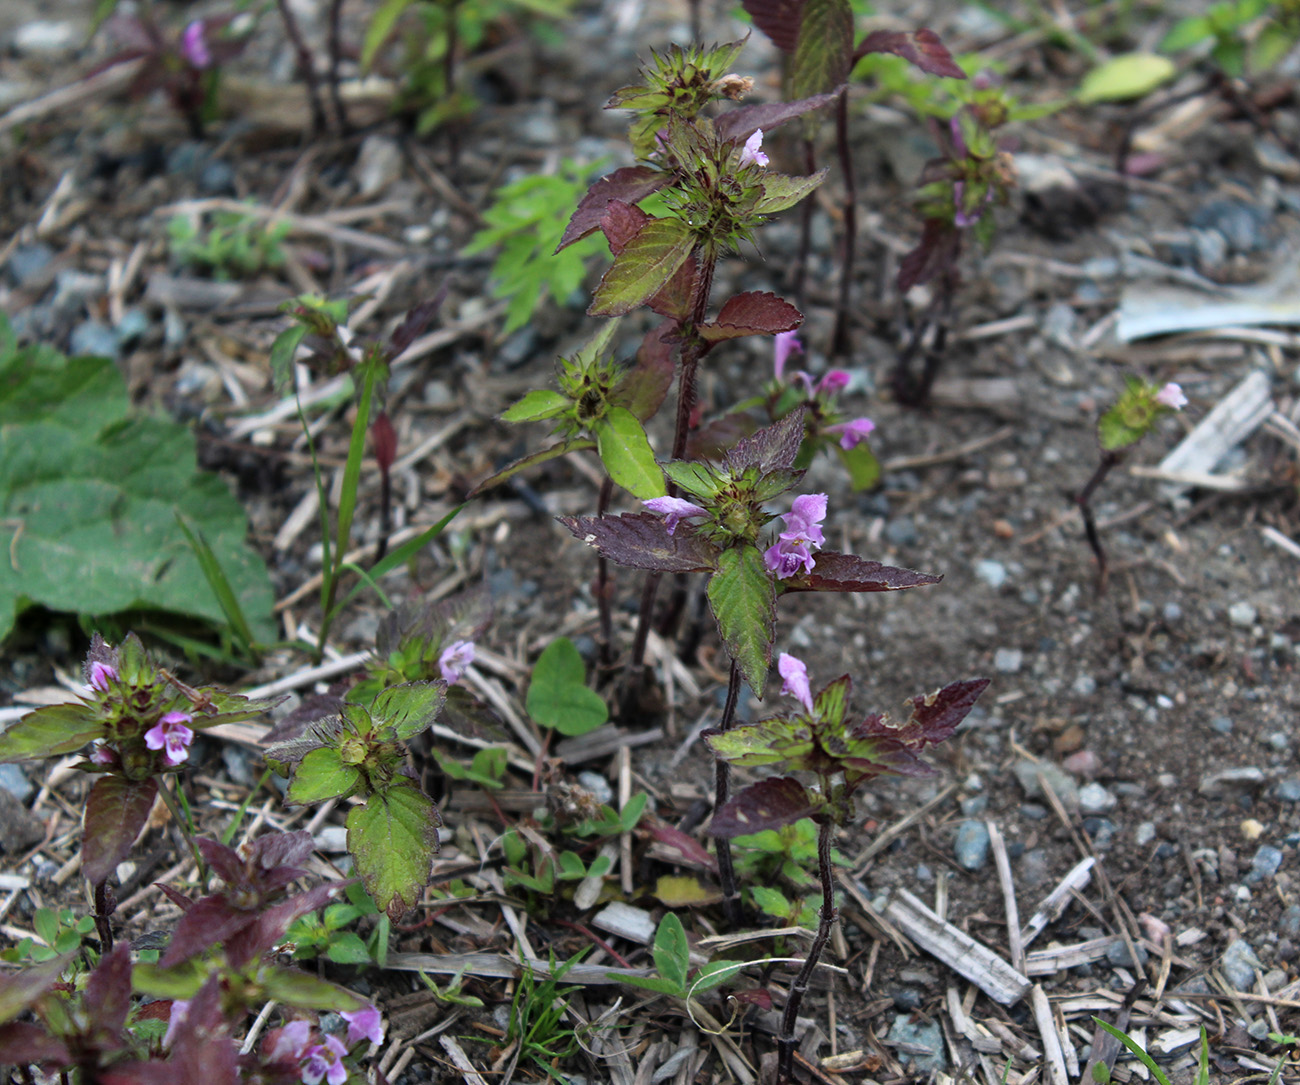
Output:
1030 985 1069 1085
1021 857 1094 949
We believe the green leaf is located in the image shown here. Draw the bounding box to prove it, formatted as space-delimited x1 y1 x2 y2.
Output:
334 504 463 613
1077 53 1176 104
348 784 441 918
260 967 364 1012
652 912 689 994
617 973 683 995
836 443 880 491
372 681 444 741
0 703 101 762
1092 1020 1176 1085
1159 15 1212 53
707 545 776 692
502 390 571 423
287 748 360 805
468 438 596 497
0 324 275 644
268 324 307 393
526 637 609 736
82 775 158 886
791 0 853 104
620 791 648 832
662 461 723 500
691 959 747 994
589 218 694 317
594 407 665 500
361 0 412 69
751 885 793 920
754 170 829 215
325 932 373 964
175 514 257 658
131 959 208 1001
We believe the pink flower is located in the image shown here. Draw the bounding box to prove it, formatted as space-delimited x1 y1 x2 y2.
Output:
301 1033 349 1085
164 1000 190 1048
778 653 814 715
267 1020 314 1063
815 371 850 397
773 330 803 381
826 416 875 450
144 711 194 767
437 640 475 685
1155 382 1186 410
180 20 212 69
763 493 828 579
739 129 769 168
643 496 709 536
342 1004 384 1047
88 661 117 692
91 742 118 767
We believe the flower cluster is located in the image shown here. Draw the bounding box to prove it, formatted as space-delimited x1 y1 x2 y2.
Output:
437 639 476 685
771 333 875 450
764 493 827 578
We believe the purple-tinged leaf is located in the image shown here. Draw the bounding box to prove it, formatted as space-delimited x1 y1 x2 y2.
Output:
0 954 71 1024
159 896 255 969
82 774 158 887
699 292 802 342
785 551 942 593
251 828 315 874
224 881 350 970
560 513 721 573
741 0 805 52
468 437 597 497
724 408 806 473
558 167 672 252
710 777 818 837
195 837 244 887
600 199 651 255
262 692 344 746
791 0 853 103
0 1022 70 1067
856 28 965 77
716 91 841 143
611 322 677 421
591 214 696 318
647 253 698 322
156 883 194 912
686 412 759 461
646 822 718 872
85 943 135 1036
900 678 990 746
707 545 777 693
898 217 961 293
389 286 447 355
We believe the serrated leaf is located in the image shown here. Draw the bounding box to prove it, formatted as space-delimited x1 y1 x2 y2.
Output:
662 460 724 499
558 167 672 252
724 408 806 473
707 716 813 768
855 28 965 77
372 681 444 741
652 912 689 993
589 217 695 318
715 91 840 144
0 703 101 762
83 774 158 886
710 777 818 837
647 252 698 322
0 955 71 1024
348 785 441 918
526 637 609 736
791 0 853 103
287 747 360 805
468 437 596 496
502 389 571 423
560 513 720 572
698 292 803 342
594 407 665 500
754 170 829 216
707 545 776 692
900 678 991 746
1077 53 1175 104
784 551 942 593
742 0 804 53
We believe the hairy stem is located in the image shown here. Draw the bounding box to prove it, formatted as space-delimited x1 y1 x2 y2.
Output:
92 880 115 952
831 89 857 358
1076 448 1123 595
777 818 837 1082
714 660 743 928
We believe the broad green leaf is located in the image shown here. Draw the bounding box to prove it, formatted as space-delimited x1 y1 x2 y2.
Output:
372 681 444 741
0 703 101 762
287 748 360 805
325 933 373 964
653 875 723 907
751 885 793 918
791 0 853 106
131 959 209 1000
1159 15 1212 53
526 637 608 736
82 775 158 886
361 0 412 70
0 323 275 644
652 912 689 994
620 791 648 831
707 545 776 692
589 218 694 317
594 407 664 500
502 389 570 423
707 718 813 768
662 461 723 500
1077 54 1175 104
347 784 441 918
260 967 364 1012
691 959 748 994
754 170 828 215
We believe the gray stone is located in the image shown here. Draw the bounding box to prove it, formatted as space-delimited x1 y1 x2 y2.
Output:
0 790 44 852
891 987 922 1011
353 135 404 197
1275 779 1300 802
885 517 917 546
1228 601 1258 628
960 795 988 816
496 326 538 369
1163 602 1182 623
1191 200 1268 252
1014 760 1080 809
1247 845 1283 884
1210 716 1234 735
994 647 1023 674
1078 783 1117 815
975 560 1007 589
13 20 80 57
1282 905 1300 938
0 764 32 802
9 243 54 287
1106 940 1148 969
114 308 150 347
1072 673 1097 696
1268 731 1290 752
314 825 349 853
198 159 237 197
1021 802 1048 820
1192 227 1228 268
576 771 613 806
1221 938 1262 991
69 321 119 359
220 745 257 789
1019 847 1050 888
954 820 990 871
1083 817 1117 849
1135 822 1156 846
1248 1019 1271 1041
887 1013 947 1074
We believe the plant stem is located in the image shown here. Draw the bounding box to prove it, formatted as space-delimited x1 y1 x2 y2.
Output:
157 777 207 884
714 660 743 928
830 89 857 358
273 0 328 134
777 817 837 1083
92 880 115 952
1076 448 1123 594
596 477 615 668
326 0 348 133
793 137 816 312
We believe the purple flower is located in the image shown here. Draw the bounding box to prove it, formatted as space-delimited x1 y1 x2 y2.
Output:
826 416 875 450
815 370 850 397
301 1034 349 1085
643 496 709 536
267 1020 313 1062
91 742 118 767
773 330 803 381
180 20 213 70
763 494 827 578
144 711 194 767
342 1004 385 1047
778 653 814 715
739 129 769 168
1155 382 1187 410
437 640 475 685
164 1000 190 1048
88 661 117 691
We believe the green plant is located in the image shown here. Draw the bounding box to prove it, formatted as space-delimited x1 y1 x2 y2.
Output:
463 160 612 333
2 907 97 965
1161 0 1300 77
167 207 291 280
618 912 743 999
1091 1021 1213 1085
419 965 484 1007
525 636 609 737
502 951 587 1080
0 313 276 648
502 829 613 895
285 883 391 967
731 816 847 924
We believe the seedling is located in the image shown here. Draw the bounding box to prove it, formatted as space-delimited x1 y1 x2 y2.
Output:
526 636 609 737
285 883 391 967
617 911 743 999
167 208 291 280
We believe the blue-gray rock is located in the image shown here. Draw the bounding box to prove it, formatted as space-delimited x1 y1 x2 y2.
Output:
1014 760 1080 809
885 517 917 546
1106 940 1148 969
887 1013 947 1074
1247 845 1283 885
975 560 1007 589
9 243 54 287
198 159 238 196
892 987 922 1011
0 790 44 852
1072 673 1097 696
220 745 256 789
0 764 32 802
1163 602 1182 622
960 794 988 816
1221 938 1262 990
70 321 119 359
1275 779 1300 802
1020 847 1051 888
1282 905 1300 937
576 771 613 806
1191 200 1268 253
1021 802 1048 820
1248 1019 1271 1040
1135 822 1156 846
994 647 1023 674
496 326 538 370
1082 817 1117 849
954 820 990 871
915 863 933 882
1211 716 1234 735
1079 783 1117 815
114 308 150 347
1228 601 1258 628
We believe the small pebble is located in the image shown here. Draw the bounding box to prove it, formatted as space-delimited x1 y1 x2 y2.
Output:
1078 783 1116 815
892 988 922 1011
954 820 991 871
1275 779 1300 803
1248 1019 1271 1041
1162 602 1182 623
1247 844 1283 884
70 320 119 359
1082 817 1117 849
14 20 80 56
1267 732 1289 752
994 647 1023 674
8 243 54 287
1135 822 1156 846
1211 716 1234 735
1228 601 1258 628
0 764 32 803
1021 803 1048 820
577 771 613 806
1071 673 1097 696
1063 750 1101 777
353 134 404 197
1106 941 1148 969
960 795 988 816
975 560 1007 589
1014 761 1080 809
1282 905 1300 937
885 517 917 546
1221 938 1262 990
887 1015 947 1074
